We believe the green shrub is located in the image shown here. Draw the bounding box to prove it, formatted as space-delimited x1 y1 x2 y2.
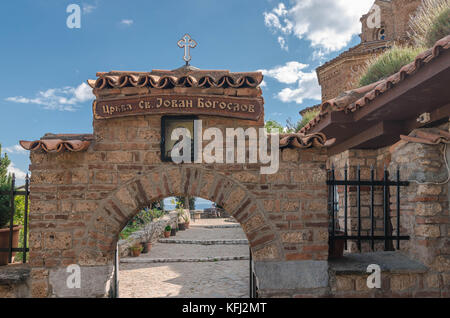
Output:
409 0 450 48
425 7 450 47
296 109 320 131
165 225 171 232
359 46 424 87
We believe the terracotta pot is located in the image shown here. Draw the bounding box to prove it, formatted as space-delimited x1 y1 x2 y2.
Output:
185 222 190 229
142 242 152 254
164 231 171 238
0 226 22 266
131 248 141 257
328 231 345 259
179 223 186 231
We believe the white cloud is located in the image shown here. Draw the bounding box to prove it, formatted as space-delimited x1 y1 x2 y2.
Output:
278 36 288 51
260 61 308 84
7 163 27 181
82 4 96 14
120 19 134 26
5 82 94 112
264 0 374 52
4 145 27 155
277 71 321 104
260 61 321 104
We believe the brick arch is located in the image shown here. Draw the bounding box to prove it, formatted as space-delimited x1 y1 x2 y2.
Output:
76 165 283 266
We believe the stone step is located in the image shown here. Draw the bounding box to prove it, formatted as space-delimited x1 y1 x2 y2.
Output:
192 224 241 229
158 239 248 245
120 255 249 264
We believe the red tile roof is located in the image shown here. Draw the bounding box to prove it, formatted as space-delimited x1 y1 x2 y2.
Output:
89 68 263 90
400 128 450 145
20 134 93 153
301 35 450 134
279 132 335 149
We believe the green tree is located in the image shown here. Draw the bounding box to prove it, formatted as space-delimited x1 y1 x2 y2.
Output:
175 196 196 210
264 120 284 133
0 144 12 228
0 144 11 185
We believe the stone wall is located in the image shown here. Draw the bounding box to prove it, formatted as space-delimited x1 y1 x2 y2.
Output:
0 265 30 298
27 114 330 298
326 125 450 296
117 211 178 258
388 134 450 296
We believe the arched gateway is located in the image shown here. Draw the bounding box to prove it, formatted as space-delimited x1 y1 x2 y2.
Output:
21 65 332 298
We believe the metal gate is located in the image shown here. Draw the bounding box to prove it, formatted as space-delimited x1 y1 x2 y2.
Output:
327 165 410 252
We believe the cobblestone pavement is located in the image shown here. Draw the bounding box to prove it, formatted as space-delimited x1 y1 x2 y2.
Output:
119 219 250 298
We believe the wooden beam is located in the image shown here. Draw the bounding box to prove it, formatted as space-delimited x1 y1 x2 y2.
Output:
309 110 355 134
404 102 450 132
327 121 403 156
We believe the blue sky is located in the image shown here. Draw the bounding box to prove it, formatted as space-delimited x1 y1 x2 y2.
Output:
0 0 374 182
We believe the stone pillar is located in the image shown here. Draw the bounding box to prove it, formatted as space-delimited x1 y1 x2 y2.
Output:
254 148 330 298
389 136 450 296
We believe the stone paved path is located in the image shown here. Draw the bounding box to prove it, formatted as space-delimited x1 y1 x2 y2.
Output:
119 219 250 298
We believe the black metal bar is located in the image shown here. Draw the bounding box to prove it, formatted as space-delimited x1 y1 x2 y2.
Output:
331 166 335 241
383 167 389 251
8 175 15 263
326 180 409 186
0 191 28 196
344 165 348 250
357 166 361 252
249 247 253 298
397 168 401 250
371 166 375 251
23 174 29 263
332 236 409 240
0 248 29 252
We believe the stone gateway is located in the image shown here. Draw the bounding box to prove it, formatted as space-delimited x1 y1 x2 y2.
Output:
20 67 332 298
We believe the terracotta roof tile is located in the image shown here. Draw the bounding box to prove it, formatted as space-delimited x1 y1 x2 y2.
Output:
90 69 263 91
301 35 450 134
400 128 450 145
20 135 92 153
279 132 335 149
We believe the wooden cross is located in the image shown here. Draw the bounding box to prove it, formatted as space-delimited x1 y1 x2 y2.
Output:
177 34 197 66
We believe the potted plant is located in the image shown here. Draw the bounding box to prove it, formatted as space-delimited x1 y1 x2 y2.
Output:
183 213 190 229
164 225 171 238
176 206 185 231
170 225 177 237
141 223 156 254
130 244 143 257
0 183 22 266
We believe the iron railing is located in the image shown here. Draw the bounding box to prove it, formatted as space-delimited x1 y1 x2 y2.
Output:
327 165 410 252
0 173 30 263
